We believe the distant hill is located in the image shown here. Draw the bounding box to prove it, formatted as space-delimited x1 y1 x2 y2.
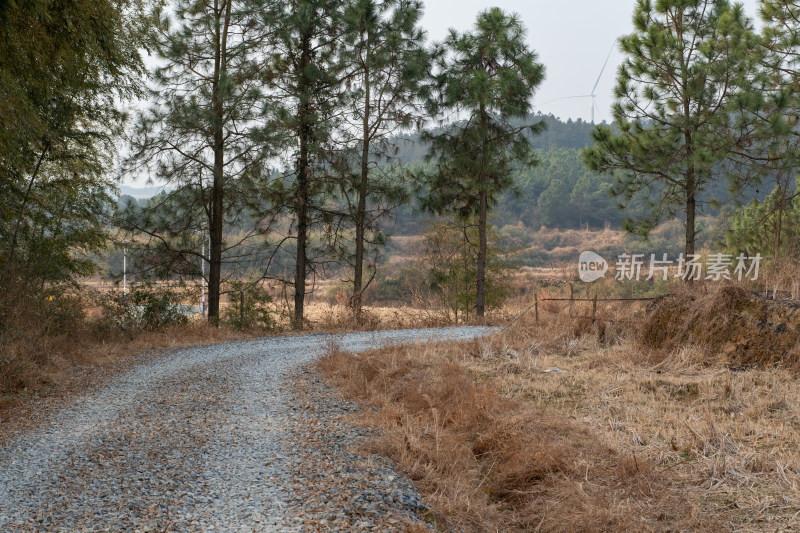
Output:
117 184 173 199
388 113 767 235
392 113 598 163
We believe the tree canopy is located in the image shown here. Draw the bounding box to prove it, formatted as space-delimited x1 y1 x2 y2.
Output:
418 7 545 316
584 0 760 264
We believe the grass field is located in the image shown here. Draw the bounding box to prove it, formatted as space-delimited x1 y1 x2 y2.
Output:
318 286 800 532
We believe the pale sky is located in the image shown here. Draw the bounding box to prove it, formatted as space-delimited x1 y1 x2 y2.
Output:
419 0 762 124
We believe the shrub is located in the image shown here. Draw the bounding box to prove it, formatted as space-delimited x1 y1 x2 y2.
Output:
98 283 189 332
363 266 416 305
415 216 513 322
0 277 88 391
225 282 274 331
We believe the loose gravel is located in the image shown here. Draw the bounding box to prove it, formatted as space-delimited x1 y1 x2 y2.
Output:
0 326 494 532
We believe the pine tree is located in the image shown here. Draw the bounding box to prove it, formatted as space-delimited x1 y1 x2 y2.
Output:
419 7 544 318
269 0 347 329
583 0 759 264
727 180 800 258
125 0 278 323
338 0 429 317
725 0 800 256
745 0 800 173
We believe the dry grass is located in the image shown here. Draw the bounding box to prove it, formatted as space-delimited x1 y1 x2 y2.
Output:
301 302 514 331
318 284 800 532
640 283 800 372
473 303 800 531
318 339 722 531
302 303 451 331
0 319 254 399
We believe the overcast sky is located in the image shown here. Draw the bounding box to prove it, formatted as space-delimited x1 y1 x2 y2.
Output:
419 0 762 124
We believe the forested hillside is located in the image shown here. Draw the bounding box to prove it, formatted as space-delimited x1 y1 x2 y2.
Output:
118 110 769 238
389 113 765 235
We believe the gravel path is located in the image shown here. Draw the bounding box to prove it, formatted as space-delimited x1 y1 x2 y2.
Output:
0 327 493 532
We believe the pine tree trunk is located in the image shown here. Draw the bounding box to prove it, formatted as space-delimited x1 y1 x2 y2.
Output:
476 189 488 318
294 147 308 329
476 100 488 319
208 160 224 324
682 77 696 284
684 127 696 285
293 32 312 330
207 0 230 325
352 155 368 318
685 172 696 271
352 55 370 319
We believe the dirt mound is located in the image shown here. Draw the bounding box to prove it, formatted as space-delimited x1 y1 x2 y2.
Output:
640 285 800 371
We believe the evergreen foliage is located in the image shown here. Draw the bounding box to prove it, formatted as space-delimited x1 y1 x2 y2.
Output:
583 0 760 263
336 0 429 317
418 7 545 317
122 0 279 323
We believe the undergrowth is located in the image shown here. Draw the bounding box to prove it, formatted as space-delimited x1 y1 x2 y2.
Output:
317 339 721 532
318 281 800 532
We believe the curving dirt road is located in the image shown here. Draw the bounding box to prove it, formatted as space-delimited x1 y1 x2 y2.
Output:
0 327 493 532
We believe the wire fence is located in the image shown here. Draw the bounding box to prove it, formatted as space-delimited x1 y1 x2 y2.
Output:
503 289 665 332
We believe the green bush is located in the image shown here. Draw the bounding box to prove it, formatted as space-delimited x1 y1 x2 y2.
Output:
225 282 274 331
99 284 189 332
416 216 513 322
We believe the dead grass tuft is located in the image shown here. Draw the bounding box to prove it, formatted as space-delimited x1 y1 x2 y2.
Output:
640 283 800 371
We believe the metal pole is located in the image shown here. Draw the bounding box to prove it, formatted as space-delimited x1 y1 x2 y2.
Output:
123 247 127 304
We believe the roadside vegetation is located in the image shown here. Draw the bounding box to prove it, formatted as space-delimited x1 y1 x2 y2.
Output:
319 267 800 532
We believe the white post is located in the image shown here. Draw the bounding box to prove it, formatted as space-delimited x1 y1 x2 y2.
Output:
201 238 205 318
123 247 127 303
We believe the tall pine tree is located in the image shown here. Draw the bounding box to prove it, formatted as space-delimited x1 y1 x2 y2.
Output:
125 0 278 323
420 7 544 318
583 0 759 263
269 0 347 329
338 0 429 317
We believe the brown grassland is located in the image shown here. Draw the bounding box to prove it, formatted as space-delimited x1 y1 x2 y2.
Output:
4 256 800 532
318 283 800 532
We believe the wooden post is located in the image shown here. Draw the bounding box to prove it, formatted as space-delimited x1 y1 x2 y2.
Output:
592 293 598 323
534 289 539 324
569 284 574 317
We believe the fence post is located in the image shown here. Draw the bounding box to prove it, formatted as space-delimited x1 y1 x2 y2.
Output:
569 284 574 317
592 293 598 323
534 289 539 324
